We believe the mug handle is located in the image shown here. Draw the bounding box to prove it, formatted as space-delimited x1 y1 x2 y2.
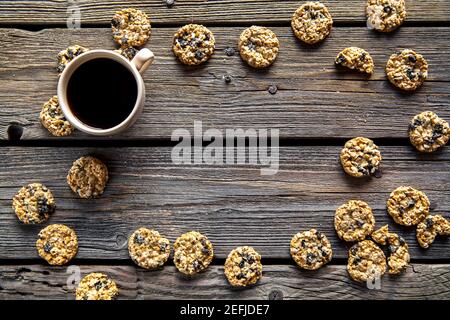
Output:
132 48 155 74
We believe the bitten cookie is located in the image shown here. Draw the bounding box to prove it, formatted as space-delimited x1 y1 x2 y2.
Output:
224 246 262 287
335 47 374 74
128 228 171 269
36 224 78 265
387 186 430 226
57 45 89 74
172 24 215 66
291 1 333 44
371 225 410 274
366 0 406 32
416 215 450 249
111 8 151 47
40 96 75 137
335 200 375 242
340 137 382 178
238 26 279 68
386 49 428 91
347 240 387 282
76 273 119 300
115 46 139 61
12 183 55 224
67 156 109 198
290 229 332 270
173 231 214 275
408 111 450 153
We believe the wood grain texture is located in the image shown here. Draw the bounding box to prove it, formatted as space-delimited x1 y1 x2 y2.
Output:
1 27 450 140
0 0 449 25
0 264 449 300
0 146 449 260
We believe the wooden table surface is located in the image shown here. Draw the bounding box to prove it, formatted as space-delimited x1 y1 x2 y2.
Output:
0 0 449 300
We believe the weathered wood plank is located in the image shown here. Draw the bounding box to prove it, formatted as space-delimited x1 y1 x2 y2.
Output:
1 27 450 140
0 0 449 25
0 146 449 260
0 264 449 300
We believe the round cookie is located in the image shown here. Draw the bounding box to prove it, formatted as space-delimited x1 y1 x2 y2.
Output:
238 26 279 68
340 137 382 178
416 215 450 249
67 156 109 199
224 246 262 287
290 229 332 270
335 47 374 74
387 186 430 226
366 0 406 32
386 49 428 91
347 240 387 282
128 228 171 270
75 273 119 300
334 200 375 242
36 224 78 265
111 8 151 47
40 96 75 137
291 1 333 44
57 45 89 74
173 231 214 275
114 46 139 61
12 183 55 224
408 111 450 153
172 24 215 66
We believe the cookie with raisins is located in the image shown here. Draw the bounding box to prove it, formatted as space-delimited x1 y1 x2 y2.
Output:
224 246 262 287
128 227 171 269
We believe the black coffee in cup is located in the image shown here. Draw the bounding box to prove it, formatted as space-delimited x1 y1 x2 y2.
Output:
67 58 138 129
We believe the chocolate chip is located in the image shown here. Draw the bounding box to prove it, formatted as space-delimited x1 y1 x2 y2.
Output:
177 38 187 48
239 260 245 268
406 69 415 80
192 260 202 270
111 18 120 28
353 256 361 265
236 273 246 280
246 42 256 51
388 245 398 254
426 218 435 229
121 37 128 45
310 11 318 20
94 281 104 291
134 233 145 245
195 50 204 60
408 55 417 63
44 243 52 253
383 5 392 14
306 253 316 264
373 168 383 179
360 52 366 61
336 54 346 65
224 47 235 56
301 239 307 248
399 237 406 246
268 85 278 95
355 219 365 228
159 242 168 252
224 75 232 83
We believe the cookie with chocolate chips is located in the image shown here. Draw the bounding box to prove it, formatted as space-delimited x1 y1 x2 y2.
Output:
57 45 89 74
366 0 406 32
12 183 56 224
334 200 376 242
173 231 214 275
386 49 428 91
335 47 374 74
238 26 279 68
224 246 262 287
111 8 151 47
290 229 332 270
128 228 171 270
387 186 430 226
347 240 387 282
408 111 450 153
67 156 109 199
340 137 382 178
40 96 74 137
416 215 450 249
291 1 333 44
76 273 119 300
172 24 215 66
36 224 78 265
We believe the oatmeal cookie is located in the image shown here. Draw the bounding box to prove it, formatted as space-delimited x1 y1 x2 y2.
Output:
291 1 333 44
173 231 214 275
386 49 428 91
111 8 151 47
67 156 109 199
40 96 74 137
57 45 89 74
76 273 119 300
238 26 279 68
340 137 382 178
172 24 215 66
408 111 450 153
347 240 387 282
115 46 139 61
12 183 55 224
224 246 262 287
290 229 332 270
387 186 430 226
128 228 171 270
36 224 78 265
334 200 375 242
366 0 406 32
416 215 450 249
335 47 374 74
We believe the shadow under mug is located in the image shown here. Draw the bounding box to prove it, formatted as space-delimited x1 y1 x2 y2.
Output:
57 49 154 136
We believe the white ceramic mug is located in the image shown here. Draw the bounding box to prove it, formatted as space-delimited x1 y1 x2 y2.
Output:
57 49 154 136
